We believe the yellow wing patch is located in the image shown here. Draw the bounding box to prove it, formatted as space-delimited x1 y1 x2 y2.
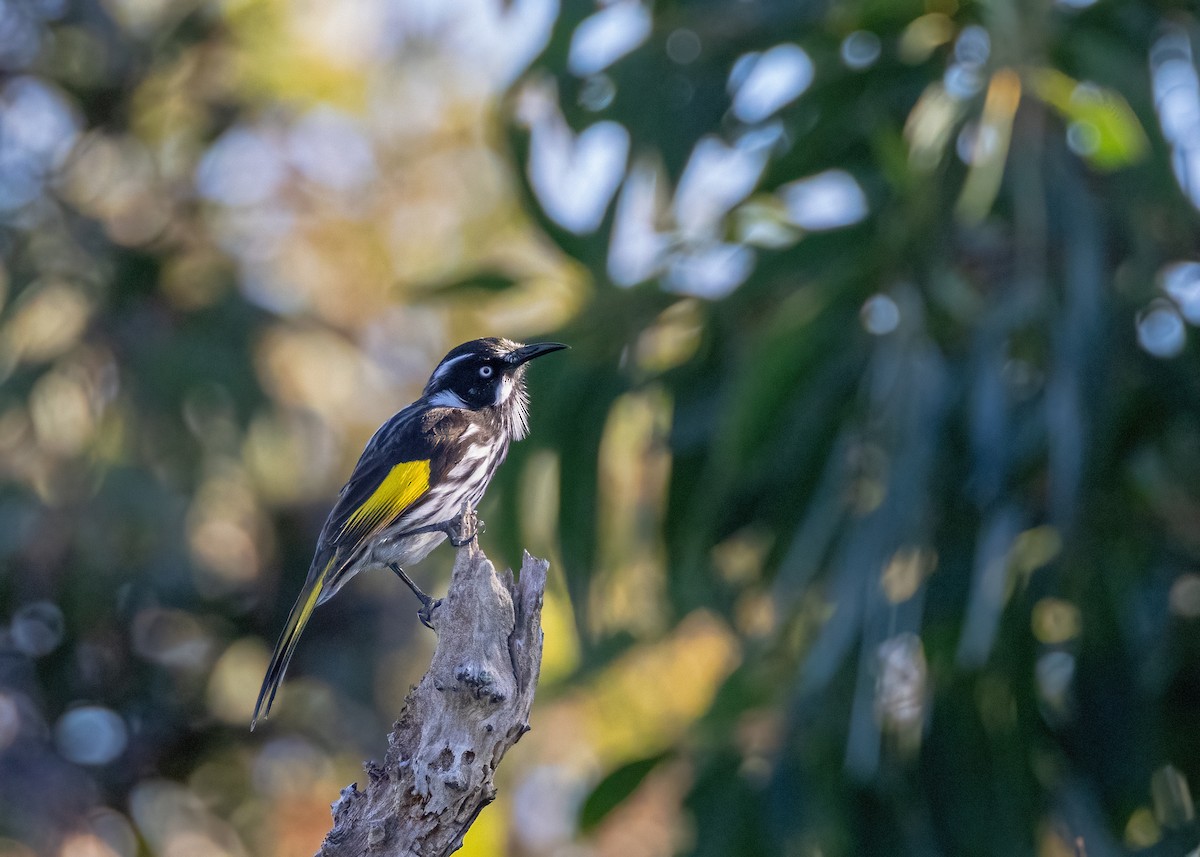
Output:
342 459 431 539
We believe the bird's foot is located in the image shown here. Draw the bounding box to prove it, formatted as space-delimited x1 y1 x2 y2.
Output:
416 596 442 631
388 563 441 631
446 509 483 547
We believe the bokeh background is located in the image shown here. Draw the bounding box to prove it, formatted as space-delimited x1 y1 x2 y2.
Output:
3 0 1200 855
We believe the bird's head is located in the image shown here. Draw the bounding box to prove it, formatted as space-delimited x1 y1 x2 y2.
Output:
423 338 566 436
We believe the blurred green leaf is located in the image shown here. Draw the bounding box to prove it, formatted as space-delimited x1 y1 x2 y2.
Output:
1030 66 1150 171
419 272 520 297
578 750 674 833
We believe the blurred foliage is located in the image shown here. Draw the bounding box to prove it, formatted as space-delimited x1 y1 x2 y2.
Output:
3 0 1200 856
497 0 1200 854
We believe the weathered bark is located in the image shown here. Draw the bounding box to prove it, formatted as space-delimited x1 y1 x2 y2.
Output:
317 514 548 857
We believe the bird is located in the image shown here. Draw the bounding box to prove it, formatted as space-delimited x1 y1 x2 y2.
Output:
251 337 567 729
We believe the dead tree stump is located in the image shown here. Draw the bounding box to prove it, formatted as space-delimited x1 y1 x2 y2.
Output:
317 513 548 857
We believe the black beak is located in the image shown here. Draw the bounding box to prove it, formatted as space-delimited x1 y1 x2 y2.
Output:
507 342 568 366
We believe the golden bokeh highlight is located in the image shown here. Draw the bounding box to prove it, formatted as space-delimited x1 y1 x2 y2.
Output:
1011 526 1062 579
129 780 250 857
187 461 275 595
577 611 738 764
634 299 704 375
29 370 97 456
1 279 92 366
57 834 121 857
208 638 272 725
592 387 673 637
1031 598 1081 645
880 546 937 603
898 14 956 64
1124 806 1161 849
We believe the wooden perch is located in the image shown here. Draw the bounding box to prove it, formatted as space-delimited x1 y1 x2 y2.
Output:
317 512 549 857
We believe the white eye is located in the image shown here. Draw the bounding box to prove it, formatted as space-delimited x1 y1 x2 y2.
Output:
479 365 494 378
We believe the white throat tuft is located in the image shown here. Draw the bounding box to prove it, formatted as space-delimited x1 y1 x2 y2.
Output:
500 376 530 440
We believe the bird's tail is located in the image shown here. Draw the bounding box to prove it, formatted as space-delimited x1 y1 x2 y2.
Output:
251 553 337 730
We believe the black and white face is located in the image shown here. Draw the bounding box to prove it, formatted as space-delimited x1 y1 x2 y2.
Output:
427 349 510 409
423 338 566 411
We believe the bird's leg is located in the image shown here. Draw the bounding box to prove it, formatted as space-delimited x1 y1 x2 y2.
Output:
393 510 484 547
388 563 441 630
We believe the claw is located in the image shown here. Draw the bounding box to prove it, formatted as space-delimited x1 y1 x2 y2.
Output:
417 597 443 630
389 563 440 631
447 521 480 547
445 508 481 547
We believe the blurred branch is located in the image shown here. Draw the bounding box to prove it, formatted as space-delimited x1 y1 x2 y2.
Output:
317 512 548 857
